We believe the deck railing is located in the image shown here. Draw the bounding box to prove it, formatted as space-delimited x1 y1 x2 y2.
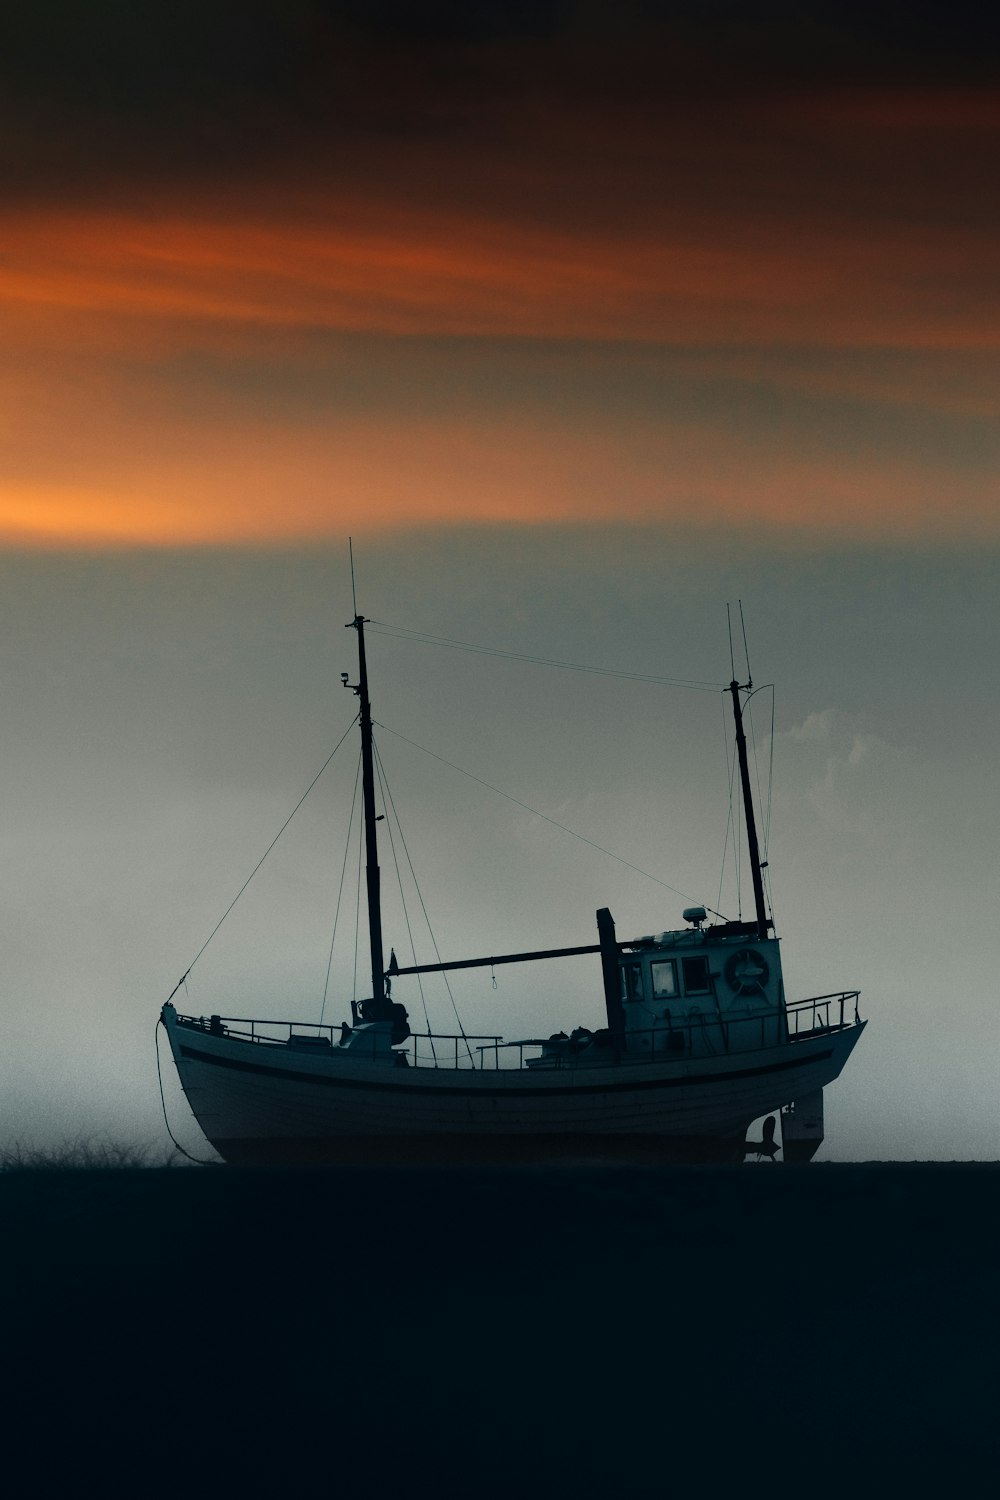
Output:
173 990 861 1071
785 990 861 1036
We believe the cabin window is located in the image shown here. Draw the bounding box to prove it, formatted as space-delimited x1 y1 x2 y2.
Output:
650 960 677 999
682 957 711 995
621 962 645 1002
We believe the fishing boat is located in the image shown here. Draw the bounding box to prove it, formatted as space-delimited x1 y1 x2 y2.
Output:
160 612 865 1165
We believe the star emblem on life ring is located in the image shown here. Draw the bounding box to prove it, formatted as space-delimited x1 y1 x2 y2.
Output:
725 948 770 993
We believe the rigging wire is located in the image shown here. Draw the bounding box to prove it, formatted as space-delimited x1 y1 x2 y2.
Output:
763 689 776 859
319 752 362 1028
746 698 762 921
715 691 739 920
735 604 778 929
165 714 360 999
372 745 438 1061
764 688 778 930
353 797 363 1006
734 716 742 920
739 599 752 684
374 718 729 921
748 692 766 849
743 683 775 927
366 620 724 693
374 740 473 1064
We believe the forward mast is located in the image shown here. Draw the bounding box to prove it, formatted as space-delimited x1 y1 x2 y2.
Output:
346 613 390 1021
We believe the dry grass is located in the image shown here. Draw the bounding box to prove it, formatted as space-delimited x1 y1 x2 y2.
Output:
0 1135 184 1170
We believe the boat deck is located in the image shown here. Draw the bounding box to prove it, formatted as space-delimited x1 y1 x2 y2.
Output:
173 990 862 1070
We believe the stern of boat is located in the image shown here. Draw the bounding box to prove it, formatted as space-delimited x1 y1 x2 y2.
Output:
780 1089 826 1163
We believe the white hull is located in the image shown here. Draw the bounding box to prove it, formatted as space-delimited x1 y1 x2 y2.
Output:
163 1007 865 1164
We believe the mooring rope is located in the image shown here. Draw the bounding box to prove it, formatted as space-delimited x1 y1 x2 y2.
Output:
154 1018 221 1167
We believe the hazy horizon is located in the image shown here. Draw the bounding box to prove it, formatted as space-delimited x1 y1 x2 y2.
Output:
1 5 997 1161
1 530 996 1160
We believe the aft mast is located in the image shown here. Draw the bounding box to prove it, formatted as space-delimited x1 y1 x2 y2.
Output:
729 677 769 941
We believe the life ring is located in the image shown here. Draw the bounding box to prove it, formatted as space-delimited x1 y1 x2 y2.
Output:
724 948 770 992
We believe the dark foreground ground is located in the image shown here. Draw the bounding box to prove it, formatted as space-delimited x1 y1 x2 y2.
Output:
2 1163 997 1494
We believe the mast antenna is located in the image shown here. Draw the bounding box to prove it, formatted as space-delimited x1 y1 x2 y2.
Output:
739 599 752 687
727 603 736 681
349 536 358 616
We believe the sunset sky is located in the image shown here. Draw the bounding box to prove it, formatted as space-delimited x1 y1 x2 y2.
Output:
3 1 998 545
1 3 998 1159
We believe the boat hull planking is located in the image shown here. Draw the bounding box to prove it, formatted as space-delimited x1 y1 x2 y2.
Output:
163 1007 864 1166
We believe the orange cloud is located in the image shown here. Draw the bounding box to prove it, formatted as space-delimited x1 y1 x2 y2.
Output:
1 80 997 547
2 189 997 353
1 394 996 550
